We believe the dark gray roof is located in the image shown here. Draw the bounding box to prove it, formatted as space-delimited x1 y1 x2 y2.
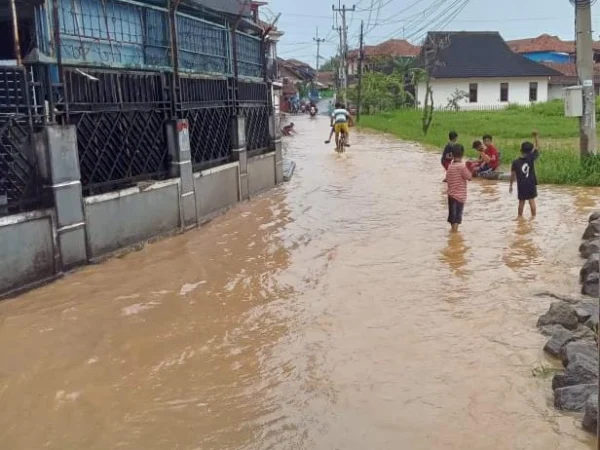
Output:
421 32 561 79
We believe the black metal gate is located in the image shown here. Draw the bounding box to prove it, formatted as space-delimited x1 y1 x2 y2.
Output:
178 76 234 170
237 81 271 154
0 66 45 216
61 68 171 194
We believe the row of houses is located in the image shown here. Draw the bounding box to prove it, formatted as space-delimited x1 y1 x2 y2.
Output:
340 33 600 110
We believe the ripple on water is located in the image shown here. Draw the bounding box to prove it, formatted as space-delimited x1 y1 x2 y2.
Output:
0 118 596 449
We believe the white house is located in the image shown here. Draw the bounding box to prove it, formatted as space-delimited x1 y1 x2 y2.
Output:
416 32 560 110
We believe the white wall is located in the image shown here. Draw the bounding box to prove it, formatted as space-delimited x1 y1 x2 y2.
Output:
417 77 550 110
548 84 566 101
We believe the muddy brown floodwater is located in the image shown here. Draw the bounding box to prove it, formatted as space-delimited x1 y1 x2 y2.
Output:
1 117 599 450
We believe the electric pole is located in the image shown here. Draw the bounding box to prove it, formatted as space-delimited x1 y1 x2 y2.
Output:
332 3 355 106
356 20 364 123
573 0 597 157
314 27 326 89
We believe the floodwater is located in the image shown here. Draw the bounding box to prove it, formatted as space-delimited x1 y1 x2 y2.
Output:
0 117 598 450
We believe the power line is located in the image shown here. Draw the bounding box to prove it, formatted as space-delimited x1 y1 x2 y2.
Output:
404 0 470 43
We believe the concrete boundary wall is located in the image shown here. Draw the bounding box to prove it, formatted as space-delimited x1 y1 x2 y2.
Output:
1 116 283 297
194 162 241 223
248 152 277 196
84 179 182 260
0 209 59 296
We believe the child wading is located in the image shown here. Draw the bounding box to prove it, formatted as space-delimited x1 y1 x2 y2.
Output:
510 131 540 218
446 144 472 233
441 131 458 182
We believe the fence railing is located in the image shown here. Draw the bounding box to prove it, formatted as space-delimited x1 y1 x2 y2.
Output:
236 81 270 153
61 67 171 194
0 66 47 217
0 0 274 202
178 76 234 170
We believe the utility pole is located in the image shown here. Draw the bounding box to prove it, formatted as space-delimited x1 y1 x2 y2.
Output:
356 20 364 123
574 0 597 157
313 27 326 89
332 3 355 106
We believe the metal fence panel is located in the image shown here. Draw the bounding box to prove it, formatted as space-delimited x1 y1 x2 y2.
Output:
177 15 229 74
178 77 233 169
0 67 45 216
62 67 170 194
57 0 171 69
235 32 263 79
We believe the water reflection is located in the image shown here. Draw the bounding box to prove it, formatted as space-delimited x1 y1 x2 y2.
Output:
503 218 542 280
440 232 470 277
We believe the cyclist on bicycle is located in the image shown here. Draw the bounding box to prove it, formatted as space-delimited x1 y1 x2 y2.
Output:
325 102 351 147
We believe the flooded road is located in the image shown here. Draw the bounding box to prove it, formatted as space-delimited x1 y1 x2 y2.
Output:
0 117 599 449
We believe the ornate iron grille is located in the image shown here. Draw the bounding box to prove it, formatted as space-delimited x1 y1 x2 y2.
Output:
235 32 263 78
0 115 45 216
236 81 270 153
242 105 270 152
62 67 170 194
0 67 45 216
178 76 233 169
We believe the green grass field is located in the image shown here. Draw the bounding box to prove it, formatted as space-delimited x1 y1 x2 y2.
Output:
358 101 600 186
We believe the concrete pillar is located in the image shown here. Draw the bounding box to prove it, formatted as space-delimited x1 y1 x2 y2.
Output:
36 125 87 269
231 115 249 200
166 119 197 228
270 114 284 184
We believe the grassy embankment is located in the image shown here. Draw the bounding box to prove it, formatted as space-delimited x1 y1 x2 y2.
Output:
359 101 600 186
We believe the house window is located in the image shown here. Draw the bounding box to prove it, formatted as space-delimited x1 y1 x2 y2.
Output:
529 82 538 102
500 83 509 102
469 83 478 103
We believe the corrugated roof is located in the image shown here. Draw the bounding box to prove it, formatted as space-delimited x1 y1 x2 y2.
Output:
421 31 560 79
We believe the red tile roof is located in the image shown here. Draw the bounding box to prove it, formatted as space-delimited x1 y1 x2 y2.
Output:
541 62 600 82
348 39 420 60
317 71 335 86
507 34 600 54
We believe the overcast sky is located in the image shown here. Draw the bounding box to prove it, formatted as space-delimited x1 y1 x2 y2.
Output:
265 0 599 66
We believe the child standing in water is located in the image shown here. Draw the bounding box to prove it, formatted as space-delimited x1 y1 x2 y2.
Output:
446 144 472 233
510 130 540 218
441 131 458 181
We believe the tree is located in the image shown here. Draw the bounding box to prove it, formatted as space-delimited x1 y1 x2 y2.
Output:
319 56 339 72
418 34 451 135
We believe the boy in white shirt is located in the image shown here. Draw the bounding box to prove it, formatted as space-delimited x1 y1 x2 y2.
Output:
324 102 351 147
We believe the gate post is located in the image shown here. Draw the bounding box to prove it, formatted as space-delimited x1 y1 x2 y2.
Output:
166 119 197 228
36 125 87 269
231 114 249 200
270 113 283 184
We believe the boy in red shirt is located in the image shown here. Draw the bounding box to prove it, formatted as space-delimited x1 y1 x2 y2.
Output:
446 144 472 233
469 135 499 177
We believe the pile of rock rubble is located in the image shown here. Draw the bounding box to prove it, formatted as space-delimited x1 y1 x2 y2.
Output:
537 211 599 434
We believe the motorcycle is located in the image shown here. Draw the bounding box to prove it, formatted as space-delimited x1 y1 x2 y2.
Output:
309 106 317 117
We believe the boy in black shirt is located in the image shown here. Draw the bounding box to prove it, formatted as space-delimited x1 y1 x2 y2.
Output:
441 131 458 182
509 130 540 218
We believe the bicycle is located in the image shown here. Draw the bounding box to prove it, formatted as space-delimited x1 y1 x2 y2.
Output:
336 130 347 153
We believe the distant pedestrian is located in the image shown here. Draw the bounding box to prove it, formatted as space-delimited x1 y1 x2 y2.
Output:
510 130 540 218
441 130 459 181
282 122 296 136
446 144 472 233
